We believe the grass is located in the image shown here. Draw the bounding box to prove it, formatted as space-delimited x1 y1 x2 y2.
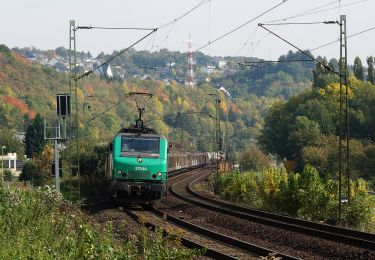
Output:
0 183 202 259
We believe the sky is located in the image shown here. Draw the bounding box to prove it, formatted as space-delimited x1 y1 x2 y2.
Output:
1 0 374 64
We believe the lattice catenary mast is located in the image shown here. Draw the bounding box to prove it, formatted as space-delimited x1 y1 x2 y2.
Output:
185 33 195 87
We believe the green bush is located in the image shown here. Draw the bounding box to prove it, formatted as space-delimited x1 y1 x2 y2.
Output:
0 185 201 259
239 145 272 171
3 170 14 182
214 165 375 231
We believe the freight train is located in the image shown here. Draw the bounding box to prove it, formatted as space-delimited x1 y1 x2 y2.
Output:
105 110 210 202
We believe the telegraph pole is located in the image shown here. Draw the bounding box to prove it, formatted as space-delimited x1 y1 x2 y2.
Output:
338 15 350 221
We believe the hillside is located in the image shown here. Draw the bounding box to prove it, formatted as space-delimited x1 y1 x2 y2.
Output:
13 46 320 100
0 44 279 156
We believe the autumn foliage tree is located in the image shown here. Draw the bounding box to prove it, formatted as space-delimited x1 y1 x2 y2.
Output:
239 145 272 171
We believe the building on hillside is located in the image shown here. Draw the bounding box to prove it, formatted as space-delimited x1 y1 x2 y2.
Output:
93 63 113 78
14 132 25 142
219 86 231 97
0 153 24 177
218 60 227 69
205 65 216 74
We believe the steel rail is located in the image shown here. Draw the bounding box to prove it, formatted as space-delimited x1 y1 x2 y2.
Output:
123 206 237 260
179 171 375 250
147 205 300 260
165 170 300 259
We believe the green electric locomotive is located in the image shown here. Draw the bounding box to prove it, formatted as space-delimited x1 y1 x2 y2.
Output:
106 109 168 201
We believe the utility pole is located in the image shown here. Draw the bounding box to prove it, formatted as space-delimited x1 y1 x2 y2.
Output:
338 15 350 222
69 20 80 203
208 93 221 176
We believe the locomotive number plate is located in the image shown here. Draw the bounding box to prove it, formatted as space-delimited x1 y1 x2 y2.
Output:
135 166 147 171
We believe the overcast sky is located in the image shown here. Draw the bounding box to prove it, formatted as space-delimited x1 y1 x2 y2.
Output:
1 0 374 63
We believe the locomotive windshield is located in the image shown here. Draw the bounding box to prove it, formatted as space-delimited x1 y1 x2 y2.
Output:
121 136 160 157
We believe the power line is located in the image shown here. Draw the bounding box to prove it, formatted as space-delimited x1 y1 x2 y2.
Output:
194 0 288 54
158 0 210 29
297 0 368 18
265 0 367 23
167 0 288 66
243 59 313 64
75 29 157 81
88 92 153 122
248 24 375 73
258 23 340 75
75 26 155 31
260 21 339 26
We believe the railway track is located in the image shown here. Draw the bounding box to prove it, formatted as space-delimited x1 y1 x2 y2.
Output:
146 204 299 260
179 170 375 250
157 167 375 259
157 167 300 259
87 166 375 259
122 205 242 260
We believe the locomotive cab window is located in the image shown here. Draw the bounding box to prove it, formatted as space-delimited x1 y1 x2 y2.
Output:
121 136 160 157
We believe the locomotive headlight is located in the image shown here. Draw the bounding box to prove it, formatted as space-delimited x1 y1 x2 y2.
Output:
137 158 142 163
117 170 122 175
157 172 162 177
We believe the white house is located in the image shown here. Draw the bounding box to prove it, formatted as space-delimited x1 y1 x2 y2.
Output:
0 153 23 177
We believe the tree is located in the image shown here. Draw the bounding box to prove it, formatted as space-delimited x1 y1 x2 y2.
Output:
239 145 272 171
312 58 339 88
366 56 374 84
0 128 25 159
24 113 46 158
353 57 364 81
287 116 321 158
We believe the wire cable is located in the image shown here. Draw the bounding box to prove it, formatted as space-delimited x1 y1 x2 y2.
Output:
248 24 375 73
258 23 340 75
265 0 367 23
299 0 368 18
76 26 155 31
243 59 313 63
261 21 339 26
167 0 288 66
88 92 153 122
193 0 288 54
75 29 157 81
158 0 210 29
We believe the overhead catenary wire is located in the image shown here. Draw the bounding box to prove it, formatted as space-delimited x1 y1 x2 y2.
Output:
75 26 155 31
165 0 288 67
234 26 258 56
242 59 313 64
260 21 339 26
265 0 368 23
88 92 153 122
74 29 157 81
236 0 349 59
295 0 368 18
74 0 212 82
193 0 288 54
250 24 375 68
158 0 210 29
258 23 340 75
312 25 375 51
